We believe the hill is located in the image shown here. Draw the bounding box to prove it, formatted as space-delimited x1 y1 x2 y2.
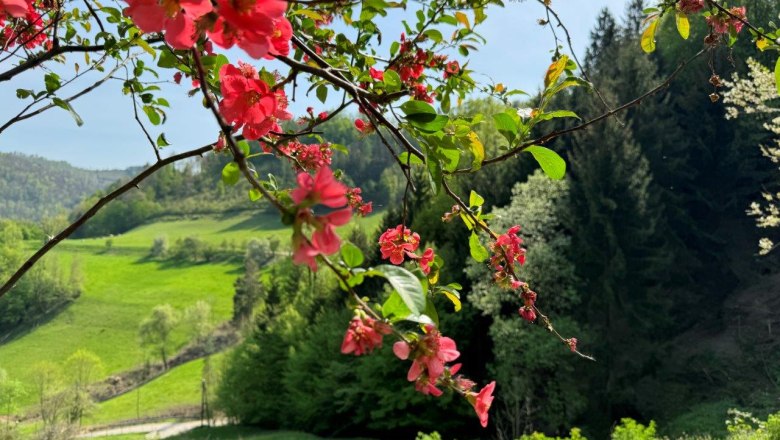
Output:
0 152 133 221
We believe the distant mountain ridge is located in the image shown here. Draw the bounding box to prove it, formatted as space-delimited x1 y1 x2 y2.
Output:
0 152 134 221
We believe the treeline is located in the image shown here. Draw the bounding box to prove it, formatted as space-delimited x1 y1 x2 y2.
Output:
0 220 82 335
70 116 401 238
0 152 132 221
214 1 780 438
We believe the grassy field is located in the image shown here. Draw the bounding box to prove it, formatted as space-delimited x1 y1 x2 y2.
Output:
0 211 384 415
87 353 227 425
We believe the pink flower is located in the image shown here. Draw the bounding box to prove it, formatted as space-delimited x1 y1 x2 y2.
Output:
207 0 290 59
218 63 292 140
706 6 747 34
393 341 410 360
406 325 460 383
471 381 495 428
378 225 421 265
1 0 29 18
369 67 384 81
566 338 578 353
291 167 348 208
677 0 703 14
291 238 320 270
444 60 460 78
310 208 352 255
341 316 391 356
354 118 374 134
519 306 536 322
318 111 328 120
419 248 435 275
123 0 212 49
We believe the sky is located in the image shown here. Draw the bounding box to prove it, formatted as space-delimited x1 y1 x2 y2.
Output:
0 0 629 170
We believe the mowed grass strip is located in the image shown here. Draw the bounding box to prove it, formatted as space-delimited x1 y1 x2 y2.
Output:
87 353 226 425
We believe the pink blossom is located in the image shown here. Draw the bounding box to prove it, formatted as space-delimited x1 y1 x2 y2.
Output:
378 225 421 265
123 0 212 49
341 316 391 356
291 167 349 208
677 0 703 14
406 325 460 383
1 0 28 18
472 381 495 428
419 248 435 275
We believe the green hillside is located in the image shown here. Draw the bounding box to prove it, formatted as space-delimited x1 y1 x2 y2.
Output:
0 152 133 221
0 210 383 420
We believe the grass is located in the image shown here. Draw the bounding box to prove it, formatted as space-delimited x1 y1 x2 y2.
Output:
87 353 227 425
0 210 384 414
168 426 327 439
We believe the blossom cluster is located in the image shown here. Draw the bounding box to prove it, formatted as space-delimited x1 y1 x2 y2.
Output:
1 0 50 50
489 225 527 289
378 224 435 274
706 6 747 34
393 325 495 427
218 62 292 141
340 314 392 356
123 0 292 56
290 167 351 270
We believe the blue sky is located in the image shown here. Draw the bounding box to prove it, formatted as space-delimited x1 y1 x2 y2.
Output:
0 0 629 170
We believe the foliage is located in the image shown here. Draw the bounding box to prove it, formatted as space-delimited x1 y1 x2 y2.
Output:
0 153 132 222
0 220 82 334
139 304 180 369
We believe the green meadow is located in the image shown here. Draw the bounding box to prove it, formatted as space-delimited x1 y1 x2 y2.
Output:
0 210 383 422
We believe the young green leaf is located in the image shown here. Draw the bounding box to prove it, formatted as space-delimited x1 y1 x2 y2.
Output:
525 145 566 180
775 56 780 96
222 162 241 186
469 232 489 262
52 98 84 127
341 242 365 267
374 265 426 316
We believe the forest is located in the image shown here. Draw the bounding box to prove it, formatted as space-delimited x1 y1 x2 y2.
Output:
0 0 779 439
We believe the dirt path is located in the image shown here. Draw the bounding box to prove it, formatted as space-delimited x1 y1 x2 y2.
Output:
78 419 227 439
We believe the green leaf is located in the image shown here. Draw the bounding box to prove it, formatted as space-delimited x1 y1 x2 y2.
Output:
641 17 660 53
156 133 170 147
341 242 365 267
248 188 262 201
237 139 251 157
135 38 156 58
493 113 518 143
469 190 484 208
142 105 161 125
675 12 690 40
399 152 425 165
424 297 439 327
525 145 566 180
406 113 448 133
374 265 425 316
221 162 241 186
44 73 61 94
424 29 443 43
400 100 436 116
383 69 401 92
316 85 328 104
535 110 580 121
775 57 780 96
52 98 83 127
469 232 489 262
381 292 434 324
